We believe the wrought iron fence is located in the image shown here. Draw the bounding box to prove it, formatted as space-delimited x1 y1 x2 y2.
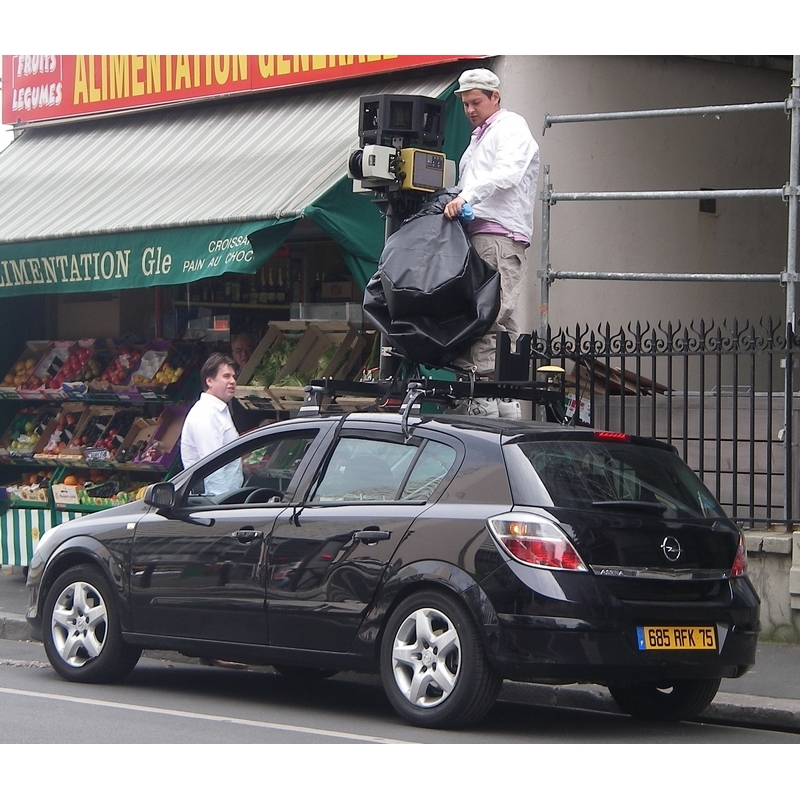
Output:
531 318 797 529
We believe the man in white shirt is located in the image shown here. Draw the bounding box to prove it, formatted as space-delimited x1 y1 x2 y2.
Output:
443 68 540 410
180 352 242 495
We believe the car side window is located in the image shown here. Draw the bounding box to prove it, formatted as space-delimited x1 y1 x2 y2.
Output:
187 432 318 506
400 440 457 501
310 437 410 502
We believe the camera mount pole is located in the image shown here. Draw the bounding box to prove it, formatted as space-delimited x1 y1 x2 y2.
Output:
378 195 402 380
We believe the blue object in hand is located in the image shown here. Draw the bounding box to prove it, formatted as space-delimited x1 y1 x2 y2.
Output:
459 203 475 222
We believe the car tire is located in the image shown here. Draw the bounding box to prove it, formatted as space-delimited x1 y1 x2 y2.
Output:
42 564 141 684
608 677 722 722
272 664 338 681
379 589 502 729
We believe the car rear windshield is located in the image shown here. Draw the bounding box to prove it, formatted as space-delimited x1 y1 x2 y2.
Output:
508 439 725 519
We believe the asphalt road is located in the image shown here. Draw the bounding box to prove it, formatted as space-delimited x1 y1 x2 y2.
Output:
2 637 798 746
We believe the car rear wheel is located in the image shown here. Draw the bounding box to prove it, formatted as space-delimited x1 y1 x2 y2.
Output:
42 565 141 683
380 590 502 729
608 677 721 722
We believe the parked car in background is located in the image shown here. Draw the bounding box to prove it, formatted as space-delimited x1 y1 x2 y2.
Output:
26 410 760 728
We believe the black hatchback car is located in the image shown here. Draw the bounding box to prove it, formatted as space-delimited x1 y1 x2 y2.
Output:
26 410 760 729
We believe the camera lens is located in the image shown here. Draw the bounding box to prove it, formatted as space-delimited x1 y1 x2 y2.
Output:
348 149 364 180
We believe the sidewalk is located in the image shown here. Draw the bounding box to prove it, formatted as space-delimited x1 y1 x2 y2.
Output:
2 566 799 732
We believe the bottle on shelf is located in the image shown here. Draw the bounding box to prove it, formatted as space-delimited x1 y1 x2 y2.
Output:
247 274 258 305
258 267 269 305
267 267 276 304
231 277 241 303
275 265 286 304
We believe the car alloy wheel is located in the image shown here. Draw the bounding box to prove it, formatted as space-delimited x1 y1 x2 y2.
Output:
380 590 502 729
42 565 141 683
608 677 722 722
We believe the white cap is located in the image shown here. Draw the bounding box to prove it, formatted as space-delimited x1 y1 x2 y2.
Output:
455 68 500 95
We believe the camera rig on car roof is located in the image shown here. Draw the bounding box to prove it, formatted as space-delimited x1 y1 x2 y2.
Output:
296 331 566 421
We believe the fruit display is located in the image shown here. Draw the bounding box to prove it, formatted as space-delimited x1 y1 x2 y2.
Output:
39 408 86 456
4 469 55 504
82 409 140 459
130 349 168 384
149 358 185 386
1 356 41 389
0 408 58 456
52 468 150 508
97 345 143 385
42 344 94 391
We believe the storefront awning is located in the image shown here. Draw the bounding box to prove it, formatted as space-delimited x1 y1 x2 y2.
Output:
0 72 468 298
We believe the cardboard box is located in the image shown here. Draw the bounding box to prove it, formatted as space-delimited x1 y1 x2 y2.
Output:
132 406 187 468
321 281 353 301
115 417 160 464
2 467 55 507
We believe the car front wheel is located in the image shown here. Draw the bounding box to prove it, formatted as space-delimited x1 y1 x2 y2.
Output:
379 589 502 729
608 677 721 722
42 565 141 683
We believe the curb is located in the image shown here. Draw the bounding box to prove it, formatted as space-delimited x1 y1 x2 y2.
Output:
501 681 800 732
0 612 30 643
2 612 799 733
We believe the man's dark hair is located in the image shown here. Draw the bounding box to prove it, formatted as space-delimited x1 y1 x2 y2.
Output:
201 352 236 389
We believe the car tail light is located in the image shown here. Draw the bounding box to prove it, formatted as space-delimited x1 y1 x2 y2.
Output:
731 532 748 577
594 431 630 442
487 513 587 571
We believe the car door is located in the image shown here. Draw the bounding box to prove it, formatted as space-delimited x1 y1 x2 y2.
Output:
129 424 329 644
267 427 460 652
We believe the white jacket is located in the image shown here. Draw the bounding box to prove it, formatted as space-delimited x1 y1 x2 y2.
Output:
457 109 540 241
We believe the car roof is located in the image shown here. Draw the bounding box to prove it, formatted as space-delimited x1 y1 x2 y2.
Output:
254 412 673 451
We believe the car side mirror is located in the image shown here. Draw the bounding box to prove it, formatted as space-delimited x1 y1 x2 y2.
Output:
144 482 176 511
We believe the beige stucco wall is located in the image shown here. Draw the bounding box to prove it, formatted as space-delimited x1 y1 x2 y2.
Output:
488 55 792 337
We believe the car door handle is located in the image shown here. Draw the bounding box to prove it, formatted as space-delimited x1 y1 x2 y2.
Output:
353 528 391 544
230 528 264 543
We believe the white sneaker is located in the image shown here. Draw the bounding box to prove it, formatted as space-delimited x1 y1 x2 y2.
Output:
467 397 499 417
497 398 521 419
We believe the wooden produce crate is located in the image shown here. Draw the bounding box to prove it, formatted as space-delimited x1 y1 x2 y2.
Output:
33 403 90 464
266 323 377 411
0 341 52 397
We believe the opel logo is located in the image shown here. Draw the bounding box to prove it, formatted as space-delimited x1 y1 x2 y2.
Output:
661 536 682 562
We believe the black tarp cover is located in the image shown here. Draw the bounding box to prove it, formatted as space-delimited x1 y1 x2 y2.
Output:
362 191 500 368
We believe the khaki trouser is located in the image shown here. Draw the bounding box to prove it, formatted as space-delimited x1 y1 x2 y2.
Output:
453 233 527 376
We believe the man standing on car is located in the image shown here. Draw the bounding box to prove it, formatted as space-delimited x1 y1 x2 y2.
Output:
443 68 540 410
180 351 242 493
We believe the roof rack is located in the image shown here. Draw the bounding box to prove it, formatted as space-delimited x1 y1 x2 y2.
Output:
296 374 564 418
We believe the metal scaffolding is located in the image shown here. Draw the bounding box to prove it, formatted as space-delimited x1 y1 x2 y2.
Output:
539 56 800 336
538 55 800 521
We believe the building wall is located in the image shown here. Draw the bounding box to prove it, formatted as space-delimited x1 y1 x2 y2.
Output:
492 55 792 337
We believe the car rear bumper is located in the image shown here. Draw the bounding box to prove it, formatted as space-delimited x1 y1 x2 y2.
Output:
490 615 759 685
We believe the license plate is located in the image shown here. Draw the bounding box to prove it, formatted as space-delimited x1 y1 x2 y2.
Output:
636 625 717 651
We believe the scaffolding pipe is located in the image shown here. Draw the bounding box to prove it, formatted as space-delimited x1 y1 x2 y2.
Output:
550 188 784 203
783 56 800 522
543 100 786 134
548 271 781 283
787 56 800 330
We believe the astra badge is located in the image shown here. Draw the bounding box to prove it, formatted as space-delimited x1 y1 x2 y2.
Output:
661 536 682 562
